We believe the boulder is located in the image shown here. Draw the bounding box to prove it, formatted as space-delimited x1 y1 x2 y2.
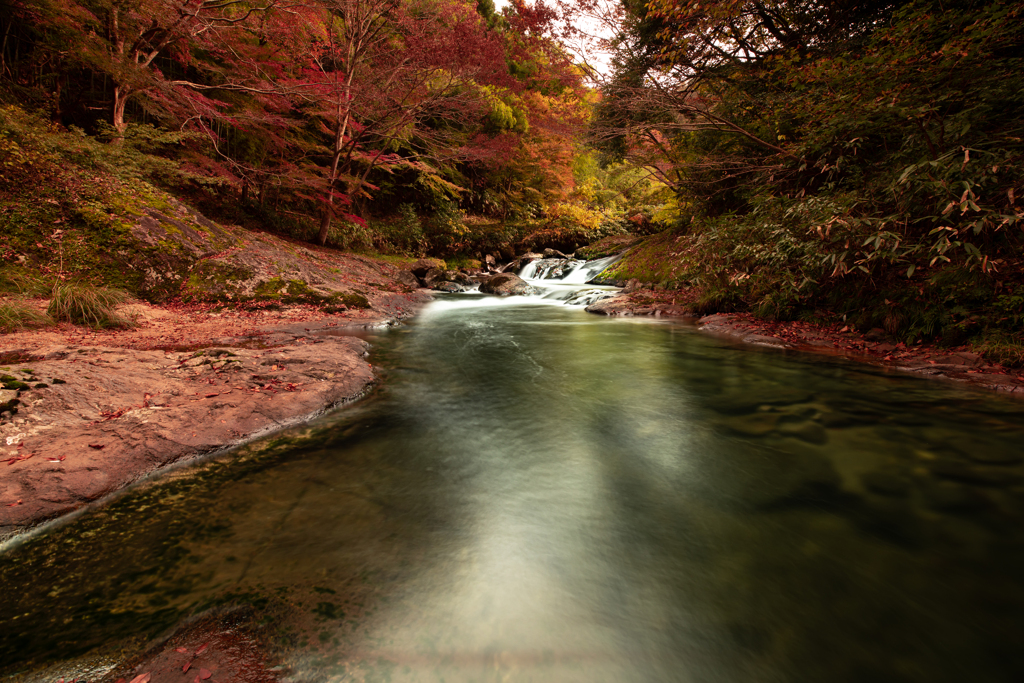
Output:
409 258 446 277
479 273 535 296
395 270 421 288
422 267 448 288
433 282 465 293
543 248 570 259
424 268 472 288
585 295 636 316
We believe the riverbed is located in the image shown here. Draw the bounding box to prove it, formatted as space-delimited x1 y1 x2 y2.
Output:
2 292 1024 682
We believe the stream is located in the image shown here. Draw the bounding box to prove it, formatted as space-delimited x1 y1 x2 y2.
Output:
2 263 1024 682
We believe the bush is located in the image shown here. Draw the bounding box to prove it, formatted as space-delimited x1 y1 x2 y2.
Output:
47 283 135 328
0 298 51 332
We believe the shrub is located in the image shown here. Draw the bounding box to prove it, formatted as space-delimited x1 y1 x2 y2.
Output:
47 283 135 328
0 298 51 332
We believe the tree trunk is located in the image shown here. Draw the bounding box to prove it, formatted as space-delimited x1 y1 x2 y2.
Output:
317 208 333 246
112 84 130 142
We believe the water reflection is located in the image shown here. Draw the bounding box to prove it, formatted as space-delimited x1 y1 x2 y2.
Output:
2 296 1024 682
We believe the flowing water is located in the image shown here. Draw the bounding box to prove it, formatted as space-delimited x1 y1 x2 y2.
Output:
2 271 1024 683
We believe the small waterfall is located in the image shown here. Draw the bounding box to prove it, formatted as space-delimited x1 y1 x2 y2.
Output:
517 254 621 307
520 254 620 284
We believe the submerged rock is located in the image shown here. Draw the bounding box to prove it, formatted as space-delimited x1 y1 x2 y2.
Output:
479 273 535 296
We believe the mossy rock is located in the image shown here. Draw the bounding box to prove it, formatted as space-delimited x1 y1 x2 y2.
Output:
2 380 30 391
333 292 371 309
181 261 257 302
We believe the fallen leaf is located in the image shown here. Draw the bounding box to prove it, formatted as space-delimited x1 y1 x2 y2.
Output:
183 662 191 673
128 673 151 683
200 669 212 680
204 393 219 398
195 643 209 655
5 500 21 507
175 647 189 654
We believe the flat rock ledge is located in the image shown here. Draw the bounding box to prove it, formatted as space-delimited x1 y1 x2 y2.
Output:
697 313 1024 395
0 320 394 542
581 291 1024 396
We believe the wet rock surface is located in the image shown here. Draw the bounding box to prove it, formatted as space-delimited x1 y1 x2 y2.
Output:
0 292 431 541
478 273 535 296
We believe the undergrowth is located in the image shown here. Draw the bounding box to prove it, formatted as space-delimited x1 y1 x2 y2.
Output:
47 283 135 329
0 298 51 332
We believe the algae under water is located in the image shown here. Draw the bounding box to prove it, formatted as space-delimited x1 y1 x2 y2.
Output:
2 294 1024 682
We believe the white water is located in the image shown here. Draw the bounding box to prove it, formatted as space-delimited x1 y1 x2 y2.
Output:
517 254 621 307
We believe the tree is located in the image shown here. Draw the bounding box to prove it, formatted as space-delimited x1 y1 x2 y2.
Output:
304 0 510 243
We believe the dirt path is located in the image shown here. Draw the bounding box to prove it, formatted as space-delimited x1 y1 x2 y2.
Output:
0 293 430 542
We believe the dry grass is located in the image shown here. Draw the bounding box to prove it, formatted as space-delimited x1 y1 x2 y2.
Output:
46 283 136 329
0 297 52 332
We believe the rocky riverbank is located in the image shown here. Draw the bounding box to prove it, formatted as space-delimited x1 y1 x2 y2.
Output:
0 291 431 543
581 288 1024 395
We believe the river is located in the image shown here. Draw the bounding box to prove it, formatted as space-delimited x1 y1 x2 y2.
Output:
1 270 1024 682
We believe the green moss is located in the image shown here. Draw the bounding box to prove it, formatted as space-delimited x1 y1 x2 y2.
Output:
335 292 370 309
2 380 30 391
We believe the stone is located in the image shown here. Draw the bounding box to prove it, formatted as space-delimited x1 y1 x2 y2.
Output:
862 471 911 497
585 295 635 316
478 273 535 296
408 258 446 277
422 267 447 288
543 248 570 259
705 389 814 415
923 481 989 512
929 461 1022 487
395 270 420 288
721 445 843 509
777 421 829 445
864 328 887 342
718 413 779 437
432 282 464 293
965 449 1023 465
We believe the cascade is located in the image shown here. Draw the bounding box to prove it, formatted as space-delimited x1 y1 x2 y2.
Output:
517 254 621 306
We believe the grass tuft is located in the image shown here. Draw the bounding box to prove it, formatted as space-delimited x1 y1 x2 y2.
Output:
46 283 136 329
978 338 1024 369
0 298 52 332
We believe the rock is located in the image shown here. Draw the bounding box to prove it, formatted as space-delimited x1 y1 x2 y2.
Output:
862 471 911 497
478 273 535 296
395 270 420 288
705 389 814 415
0 389 19 403
432 282 464 293
929 461 1022 487
864 328 887 342
718 413 779 437
584 295 638 316
964 449 1023 465
923 481 989 512
409 258 446 277
422 267 447 288
777 421 829 445
543 248 570 259
719 445 843 509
